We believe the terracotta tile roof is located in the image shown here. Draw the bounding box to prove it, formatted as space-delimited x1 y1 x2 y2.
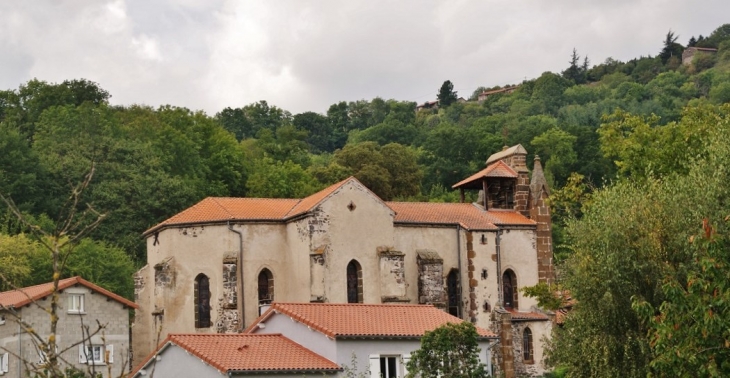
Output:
143 178 376 236
388 202 534 229
452 160 518 189
0 276 137 309
144 176 533 235
285 177 360 218
507 309 550 321
248 302 497 339
132 333 340 376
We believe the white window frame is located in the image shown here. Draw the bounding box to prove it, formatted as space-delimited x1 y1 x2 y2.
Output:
1 352 8 374
369 354 404 378
79 344 113 365
68 293 85 314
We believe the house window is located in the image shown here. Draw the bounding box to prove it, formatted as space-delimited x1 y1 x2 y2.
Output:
68 294 84 313
523 327 534 363
447 269 461 317
369 354 408 378
258 269 274 304
502 269 518 310
194 274 211 328
1 352 8 374
346 260 363 303
0 314 5 325
79 344 113 365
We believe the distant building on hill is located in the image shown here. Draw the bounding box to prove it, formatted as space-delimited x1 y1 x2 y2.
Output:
682 46 718 65
478 86 520 102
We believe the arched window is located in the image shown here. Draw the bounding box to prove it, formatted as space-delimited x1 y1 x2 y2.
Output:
346 260 363 303
523 327 534 363
194 274 211 328
503 269 518 310
447 269 461 317
258 268 274 304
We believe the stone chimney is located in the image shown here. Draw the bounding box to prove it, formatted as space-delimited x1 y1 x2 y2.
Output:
511 150 530 218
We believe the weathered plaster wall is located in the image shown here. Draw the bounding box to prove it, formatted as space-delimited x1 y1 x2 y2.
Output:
499 229 539 311
315 181 396 304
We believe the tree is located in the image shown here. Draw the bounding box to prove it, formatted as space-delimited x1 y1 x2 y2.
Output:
547 104 730 377
659 30 683 64
437 80 458 108
406 322 488 378
562 48 585 84
634 220 730 376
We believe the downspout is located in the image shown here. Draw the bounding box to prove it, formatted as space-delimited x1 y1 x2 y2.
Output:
18 320 21 378
456 225 463 318
496 228 503 307
227 222 245 331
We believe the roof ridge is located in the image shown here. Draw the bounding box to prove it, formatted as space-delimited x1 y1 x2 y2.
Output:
209 197 235 220
0 276 77 296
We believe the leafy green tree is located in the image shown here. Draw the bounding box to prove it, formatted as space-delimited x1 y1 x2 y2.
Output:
437 80 458 108
634 222 730 376
215 106 251 141
293 111 345 153
406 322 488 378
548 104 730 377
531 128 577 188
0 233 34 290
246 158 320 198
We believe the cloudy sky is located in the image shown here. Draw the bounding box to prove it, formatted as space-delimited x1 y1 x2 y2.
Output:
1 1 727 115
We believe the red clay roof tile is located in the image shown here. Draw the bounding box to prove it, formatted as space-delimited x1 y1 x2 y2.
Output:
144 177 534 235
132 333 340 375
248 302 497 339
0 276 137 309
452 160 518 189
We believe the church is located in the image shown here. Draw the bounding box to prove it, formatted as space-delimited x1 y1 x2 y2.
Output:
132 144 554 377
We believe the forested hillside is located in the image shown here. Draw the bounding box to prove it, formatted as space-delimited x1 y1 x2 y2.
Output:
1 24 730 304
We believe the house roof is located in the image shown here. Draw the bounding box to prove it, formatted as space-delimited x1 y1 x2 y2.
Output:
246 302 497 339
132 333 340 376
0 276 137 310
389 202 534 229
143 177 363 236
451 160 519 189
486 144 528 165
143 177 534 235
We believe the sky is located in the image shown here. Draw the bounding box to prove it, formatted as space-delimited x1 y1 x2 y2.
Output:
1 1 728 115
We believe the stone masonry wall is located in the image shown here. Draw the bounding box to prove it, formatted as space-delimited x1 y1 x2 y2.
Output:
217 257 239 333
416 250 445 308
530 191 554 283
379 248 407 301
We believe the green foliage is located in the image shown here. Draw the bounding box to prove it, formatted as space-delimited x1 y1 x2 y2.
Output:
549 104 730 377
530 128 577 186
246 158 321 198
521 282 564 310
437 80 458 108
406 322 488 378
633 224 730 376
0 233 34 290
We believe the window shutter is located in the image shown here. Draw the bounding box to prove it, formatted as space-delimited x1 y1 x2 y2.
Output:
78 345 87 364
38 347 46 364
2 353 8 373
369 355 380 378
106 344 114 364
402 355 411 378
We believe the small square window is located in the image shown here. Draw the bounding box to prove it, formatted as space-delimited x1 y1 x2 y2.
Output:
379 356 400 378
0 314 6 325
68 294 84 313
